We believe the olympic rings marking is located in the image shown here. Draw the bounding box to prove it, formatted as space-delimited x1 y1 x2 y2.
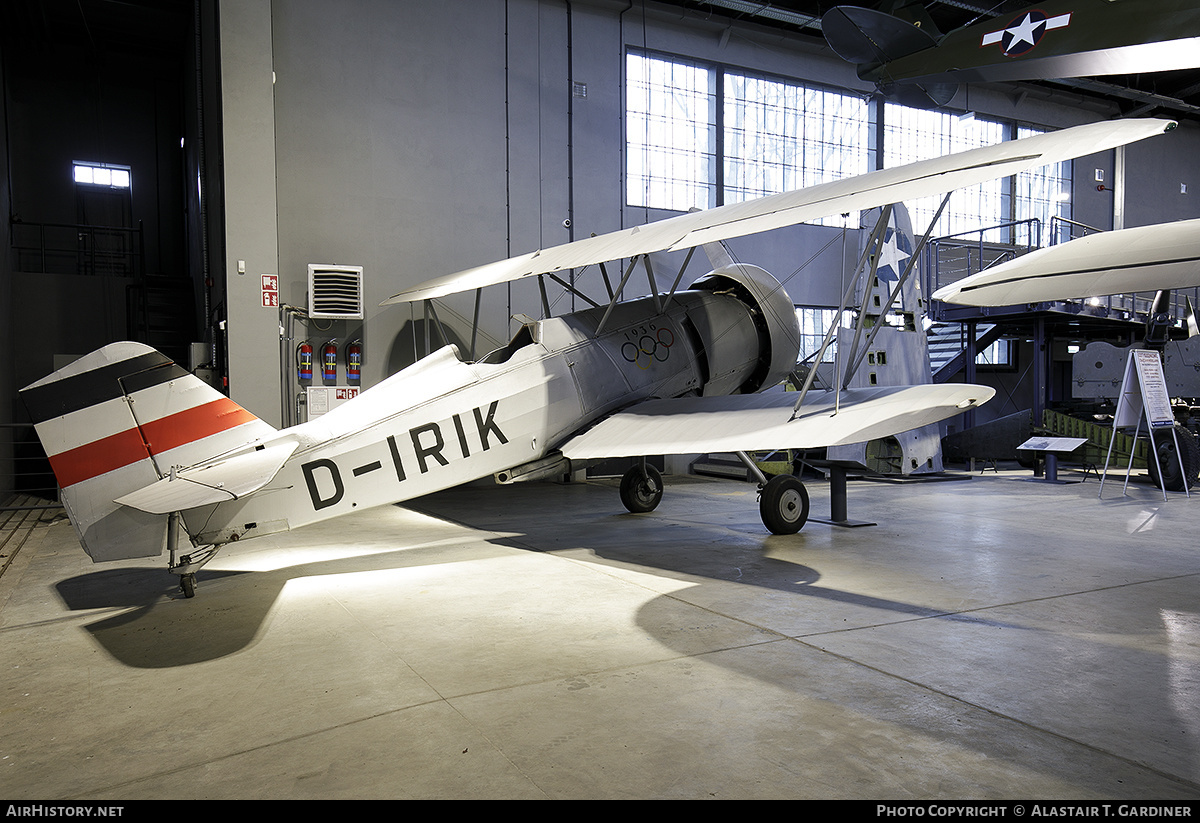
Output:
622 326 675 370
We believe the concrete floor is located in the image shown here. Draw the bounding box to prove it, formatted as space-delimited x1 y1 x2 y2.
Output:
1 465 1199 800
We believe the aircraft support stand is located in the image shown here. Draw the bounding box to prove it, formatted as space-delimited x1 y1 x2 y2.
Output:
810 465 876 528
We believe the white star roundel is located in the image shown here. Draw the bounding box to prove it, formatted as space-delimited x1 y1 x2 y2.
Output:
875 223 912 284
980 10 1072 57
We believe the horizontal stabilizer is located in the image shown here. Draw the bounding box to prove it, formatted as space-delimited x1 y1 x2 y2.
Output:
115 442 299 514
559 384 994 460
382 119 1174 305
932 218 1200 306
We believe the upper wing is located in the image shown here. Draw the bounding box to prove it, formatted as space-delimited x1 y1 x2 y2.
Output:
383 118 1176 305
558 384 994 460
932 218 1200 307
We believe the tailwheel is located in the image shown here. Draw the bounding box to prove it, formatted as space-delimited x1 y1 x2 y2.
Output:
169 543 221 599
620 464 663 513
759 474 809 535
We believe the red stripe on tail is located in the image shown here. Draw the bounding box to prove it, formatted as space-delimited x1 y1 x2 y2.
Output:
48 398 259 488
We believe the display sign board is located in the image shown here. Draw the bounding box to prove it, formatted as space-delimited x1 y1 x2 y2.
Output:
1101 349 1185 500
1017 436 1088 454
1114 349 1174 429
306 386 359 420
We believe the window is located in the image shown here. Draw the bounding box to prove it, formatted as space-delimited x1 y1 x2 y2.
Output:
1016 125 1072 247
977 339 1014 369
73 162 131 189
723 74 868 204
626 52 716 212
795 307 853 363
882 105 1008 241
627 50 868 223
626 51 1071 245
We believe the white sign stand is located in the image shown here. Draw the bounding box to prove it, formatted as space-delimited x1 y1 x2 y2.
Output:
1099 349 1187 501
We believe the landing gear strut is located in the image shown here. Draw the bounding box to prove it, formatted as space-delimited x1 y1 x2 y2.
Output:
166 512 220 598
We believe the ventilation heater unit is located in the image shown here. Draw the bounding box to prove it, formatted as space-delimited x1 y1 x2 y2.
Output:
307 264 364 319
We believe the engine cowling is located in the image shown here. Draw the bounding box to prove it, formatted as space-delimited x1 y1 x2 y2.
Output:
685 264 802 396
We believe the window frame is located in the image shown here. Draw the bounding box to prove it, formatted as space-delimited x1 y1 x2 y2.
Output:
73 161 132 190
626 48 871 223
624 47 1072 244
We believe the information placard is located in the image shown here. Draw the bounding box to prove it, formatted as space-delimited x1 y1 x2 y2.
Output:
1102 348 1186 500
1113 349 1174 429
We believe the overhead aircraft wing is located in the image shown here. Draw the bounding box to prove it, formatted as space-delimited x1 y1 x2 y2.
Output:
383 119 1175 305
840 1 1200 90
932 218 1200 307
115 442 299 514
558 384 994 461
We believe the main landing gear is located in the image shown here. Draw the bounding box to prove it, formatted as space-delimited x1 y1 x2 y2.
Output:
618 459 810 535
619 463 663 513
758 474 809 534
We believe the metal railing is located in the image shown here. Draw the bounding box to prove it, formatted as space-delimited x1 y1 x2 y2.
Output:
923 218 1042 302
1048 216 1103 246
0 423 60 510
10 220 144 277
1047 218 1199 319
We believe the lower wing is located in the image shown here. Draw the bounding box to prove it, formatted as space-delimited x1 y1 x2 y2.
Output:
560 384 994 460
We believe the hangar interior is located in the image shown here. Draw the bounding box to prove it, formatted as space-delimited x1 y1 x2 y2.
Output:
2 0 1200 801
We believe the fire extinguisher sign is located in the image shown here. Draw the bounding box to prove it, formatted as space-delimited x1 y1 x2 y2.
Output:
261 274 279 307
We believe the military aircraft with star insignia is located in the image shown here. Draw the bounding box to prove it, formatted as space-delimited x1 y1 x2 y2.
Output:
822 0 1200 107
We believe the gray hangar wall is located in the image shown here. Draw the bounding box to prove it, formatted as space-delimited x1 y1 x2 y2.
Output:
215 0 1200 429
217 0 877 425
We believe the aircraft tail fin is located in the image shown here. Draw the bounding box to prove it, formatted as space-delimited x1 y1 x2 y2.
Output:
20 342 276 562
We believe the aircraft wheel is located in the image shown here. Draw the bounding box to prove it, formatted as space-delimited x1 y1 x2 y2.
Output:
620 464 663 513
180 573 196 599
760 475 809 535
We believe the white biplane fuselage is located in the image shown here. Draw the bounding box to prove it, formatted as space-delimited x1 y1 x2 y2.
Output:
189 269 783 546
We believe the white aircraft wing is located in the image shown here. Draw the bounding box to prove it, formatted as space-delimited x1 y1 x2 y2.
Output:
558 384 994 460
933 218 1200 307
115 442 299 514
383 118 1175 305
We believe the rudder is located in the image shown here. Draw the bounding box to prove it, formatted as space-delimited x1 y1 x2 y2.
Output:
20 342 275 562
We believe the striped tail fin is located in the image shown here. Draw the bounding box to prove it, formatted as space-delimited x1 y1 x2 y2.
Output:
20 342 275 562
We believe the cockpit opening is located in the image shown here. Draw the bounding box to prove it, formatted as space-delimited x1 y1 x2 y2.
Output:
476 323 537 365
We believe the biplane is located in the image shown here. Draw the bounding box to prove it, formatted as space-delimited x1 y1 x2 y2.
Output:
20 118 1175 596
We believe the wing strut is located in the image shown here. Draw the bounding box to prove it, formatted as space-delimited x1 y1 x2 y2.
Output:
546 272 602 309
662 245 698 311
644 255 662 314
592 247 697 337
791 206 894 418
840 192 952 390
594 256 643 336
598 260 616 301
470 288 481 359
